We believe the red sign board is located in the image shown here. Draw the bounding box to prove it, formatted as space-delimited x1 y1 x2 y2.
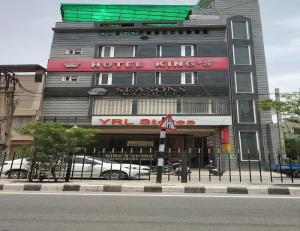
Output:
47 57 229 72
220 127 229 144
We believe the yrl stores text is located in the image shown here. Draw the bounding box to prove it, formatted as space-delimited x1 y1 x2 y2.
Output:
43 1 277 168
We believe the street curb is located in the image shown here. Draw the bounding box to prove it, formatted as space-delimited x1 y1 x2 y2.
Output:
103 185 122 192
24 184 42 191
184 186 205 193
227 187 248 194
268 187 290 195
144 186 162 193
0 183 299 196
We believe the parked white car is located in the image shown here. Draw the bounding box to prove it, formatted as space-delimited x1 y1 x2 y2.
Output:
0 156 150 180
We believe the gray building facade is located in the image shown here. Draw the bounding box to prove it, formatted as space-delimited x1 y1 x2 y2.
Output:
43 0 275 167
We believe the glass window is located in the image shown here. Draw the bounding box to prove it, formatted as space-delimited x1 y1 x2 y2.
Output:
237 100 255 123
233 45 251 65
112 73 134 85
235 72 253 93
100 45 135 58
66 48 82 55
159 45 181 57
62 76 79 82
181 45 194 57
114 45 135 57
181 72 195 84
232 21 249 39
98 73 112 85
101 46 113 57
239 131 259 160
159 72 181 84
93 98 133 115
137 98 177 115
101 74 109 85
211 98 229 114
98 73 134 85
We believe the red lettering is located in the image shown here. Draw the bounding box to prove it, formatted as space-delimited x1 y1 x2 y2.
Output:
140 119 150 125
175 120 185 125
112 119 123 125
124 119 134 125
151 119 158 125
99 119 110 125
186 120 195 125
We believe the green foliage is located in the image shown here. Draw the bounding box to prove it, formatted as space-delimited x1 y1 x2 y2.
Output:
285 138 300 161
17 121 98 181
14 145 32 159
257 91 300 116
258 91 300 161
17 121 98 154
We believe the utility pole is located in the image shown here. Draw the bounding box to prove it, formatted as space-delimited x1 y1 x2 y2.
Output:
275 88 286 158
0 68 17 154
156 127 166 183
156 115 176 183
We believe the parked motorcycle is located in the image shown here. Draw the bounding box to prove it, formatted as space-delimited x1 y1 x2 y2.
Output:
151 160 190 175
207 160 224 176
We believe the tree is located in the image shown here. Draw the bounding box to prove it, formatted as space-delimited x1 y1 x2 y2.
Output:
258 91 300 160
17 121 98 182
285 137 300 161
257 91 300 116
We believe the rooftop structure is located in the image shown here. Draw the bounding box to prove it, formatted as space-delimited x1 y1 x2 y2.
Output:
60 4 198 22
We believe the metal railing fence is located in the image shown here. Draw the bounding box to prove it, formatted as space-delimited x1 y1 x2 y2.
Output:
0 148 299 183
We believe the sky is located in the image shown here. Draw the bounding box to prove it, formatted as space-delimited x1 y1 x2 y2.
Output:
0 0 299 93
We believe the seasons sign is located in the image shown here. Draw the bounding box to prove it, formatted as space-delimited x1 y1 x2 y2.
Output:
47 57 229 72
115 86 186 96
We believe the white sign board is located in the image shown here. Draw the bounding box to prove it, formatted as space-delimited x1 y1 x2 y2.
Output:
91 116 232 126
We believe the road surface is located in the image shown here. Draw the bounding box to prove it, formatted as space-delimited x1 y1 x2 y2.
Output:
0 193 299 231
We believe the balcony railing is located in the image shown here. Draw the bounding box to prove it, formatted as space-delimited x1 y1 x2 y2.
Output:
93 97 230 115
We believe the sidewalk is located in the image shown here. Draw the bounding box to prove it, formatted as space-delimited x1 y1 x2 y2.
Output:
1 178 299 196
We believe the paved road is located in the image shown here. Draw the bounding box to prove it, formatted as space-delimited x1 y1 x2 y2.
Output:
0 193 299 231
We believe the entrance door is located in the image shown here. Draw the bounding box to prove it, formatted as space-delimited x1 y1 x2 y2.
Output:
169 136 184 161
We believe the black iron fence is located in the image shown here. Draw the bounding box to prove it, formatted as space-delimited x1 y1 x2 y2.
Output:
0 148 299 183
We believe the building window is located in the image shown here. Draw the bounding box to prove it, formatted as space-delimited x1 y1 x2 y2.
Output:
233 45 251 65
137 97 229 115
181 72 196 84
237 100 256 123
239 131 260 160
62 76 79 82
158 72 195 85
235 72 253 93
137 98 177 115
158 45 194 57
65 48 82 55
93 98 133 115
100 45 136 58
158 72 181 85
158 45 181 57
97 73 134 85
231 21 249 40
181 45 195 57
98 73 112 85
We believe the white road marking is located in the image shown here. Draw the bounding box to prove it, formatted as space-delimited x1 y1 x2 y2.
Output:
0 191 299 199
